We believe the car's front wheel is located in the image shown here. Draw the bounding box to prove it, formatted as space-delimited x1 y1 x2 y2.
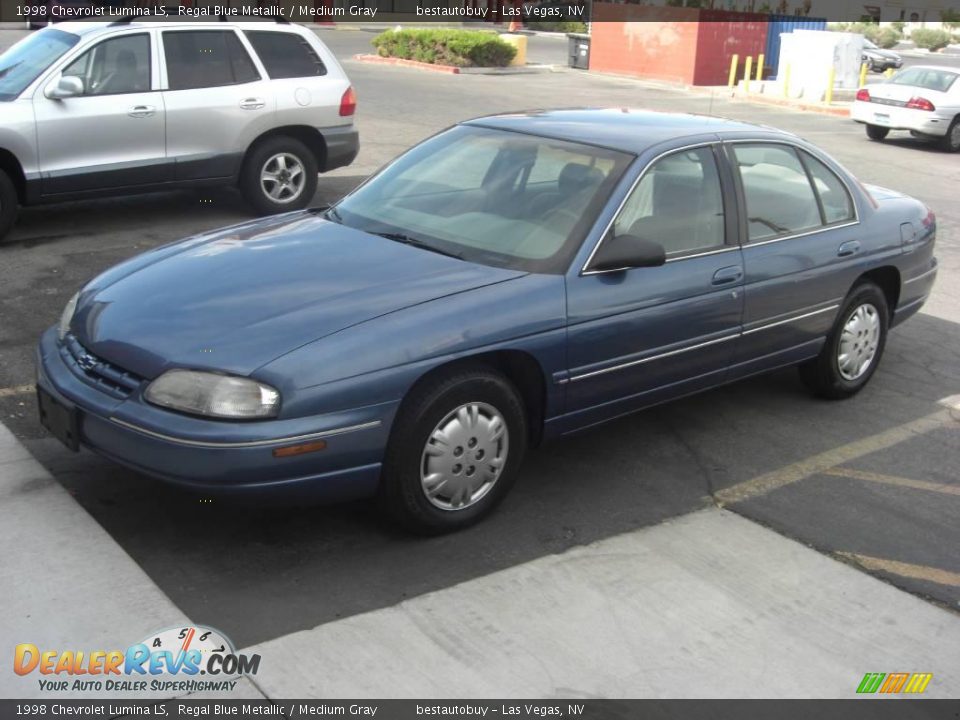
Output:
799 282 889 399
240 136 318 215
379 366 527 534
939 117 960 153
0 169 18 241
866 125 889 141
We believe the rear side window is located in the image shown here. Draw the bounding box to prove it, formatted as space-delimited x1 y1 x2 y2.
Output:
245 31 326 79
733 144 822 242
799 151 855 225
163 31 259 90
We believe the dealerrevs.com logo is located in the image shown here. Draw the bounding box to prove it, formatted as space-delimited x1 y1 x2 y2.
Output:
14 625 261 693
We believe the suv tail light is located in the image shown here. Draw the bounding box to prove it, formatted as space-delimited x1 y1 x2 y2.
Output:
906 96 935 111
855 88 871 102
339 86 356 117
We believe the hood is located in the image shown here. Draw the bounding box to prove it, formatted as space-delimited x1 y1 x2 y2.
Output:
72 212 526 378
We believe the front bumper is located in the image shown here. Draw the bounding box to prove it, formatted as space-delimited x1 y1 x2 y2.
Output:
36 327 392 502
851 101 950 137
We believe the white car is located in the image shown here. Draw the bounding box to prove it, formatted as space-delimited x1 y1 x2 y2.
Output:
851 65 960 152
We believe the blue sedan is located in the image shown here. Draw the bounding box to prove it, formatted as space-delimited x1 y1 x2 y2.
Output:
36 110 938 533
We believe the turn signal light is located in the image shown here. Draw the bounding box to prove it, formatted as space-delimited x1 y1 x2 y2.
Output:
272 440 327 458
906 96 935 111
855 88 871 102
339 86 357 117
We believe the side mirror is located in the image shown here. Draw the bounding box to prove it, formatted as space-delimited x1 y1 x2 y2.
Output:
45 75 84 100
589 234 666 272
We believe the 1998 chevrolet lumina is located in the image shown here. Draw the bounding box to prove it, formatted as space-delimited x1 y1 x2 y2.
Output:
37 110 938 533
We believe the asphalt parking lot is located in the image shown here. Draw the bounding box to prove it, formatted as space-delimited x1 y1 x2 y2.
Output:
0 27 958 650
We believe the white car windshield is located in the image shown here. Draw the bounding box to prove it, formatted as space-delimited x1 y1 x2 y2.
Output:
890 67 958 92
0 28 79 101
330 125 632 273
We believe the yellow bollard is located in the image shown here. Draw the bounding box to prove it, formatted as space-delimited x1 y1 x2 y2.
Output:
728 54 739 88
859 62 868 88
744 56 753 94
885 67 894 78
825 66 835 104
756 53 764 81
782 63 791 97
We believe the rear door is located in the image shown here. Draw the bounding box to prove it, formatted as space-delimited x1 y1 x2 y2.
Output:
725 140 861 379
562 142 745 431
159 28 275 181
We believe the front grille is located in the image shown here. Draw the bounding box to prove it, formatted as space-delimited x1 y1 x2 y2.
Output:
60 334 144 399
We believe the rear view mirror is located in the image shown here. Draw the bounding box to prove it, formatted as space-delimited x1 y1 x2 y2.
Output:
589 234 666 272
46 75 84 100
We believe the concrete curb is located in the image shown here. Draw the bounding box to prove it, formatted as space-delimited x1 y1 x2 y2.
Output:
729 92 852 117
353 53 557 75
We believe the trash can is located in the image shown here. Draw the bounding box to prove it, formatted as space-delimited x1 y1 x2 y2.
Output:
567 33 590 70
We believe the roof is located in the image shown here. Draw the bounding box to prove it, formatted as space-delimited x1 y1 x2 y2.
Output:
464 109 789 155
50 19 296 37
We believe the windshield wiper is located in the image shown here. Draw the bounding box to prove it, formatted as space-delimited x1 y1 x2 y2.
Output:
375 232 464 261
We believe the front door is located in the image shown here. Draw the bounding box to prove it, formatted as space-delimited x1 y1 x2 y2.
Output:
562 143 745 432
34 31 167 195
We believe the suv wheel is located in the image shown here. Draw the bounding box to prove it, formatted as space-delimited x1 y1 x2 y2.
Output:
379 367 527 534
0 170 18 241
241 136 318 215
866 125 889 142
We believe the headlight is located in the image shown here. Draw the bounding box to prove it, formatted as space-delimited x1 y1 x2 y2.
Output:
144 370 280 419
58 292 79 341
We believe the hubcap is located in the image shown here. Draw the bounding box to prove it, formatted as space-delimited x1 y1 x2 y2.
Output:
420 402 509 511
837 302 881 381
260 153 305 204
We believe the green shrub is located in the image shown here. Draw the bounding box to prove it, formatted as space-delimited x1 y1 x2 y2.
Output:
524 20 587 33
873 26 902 48
371 29 517 68
910 28 952 51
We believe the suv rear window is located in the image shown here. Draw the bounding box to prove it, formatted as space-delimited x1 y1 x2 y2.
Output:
164 30 259 90
245 31 326 79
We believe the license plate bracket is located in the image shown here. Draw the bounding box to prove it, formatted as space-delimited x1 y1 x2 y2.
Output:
37 387 80 452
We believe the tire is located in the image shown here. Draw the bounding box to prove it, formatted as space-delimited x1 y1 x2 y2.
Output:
799 282 889 400
939 117 960 153
379 366 528 534
866 125 889 142
0 170 19 242
240 136 318 215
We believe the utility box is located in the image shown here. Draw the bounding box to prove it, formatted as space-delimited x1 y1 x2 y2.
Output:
567 33 591 70
778 30 864 100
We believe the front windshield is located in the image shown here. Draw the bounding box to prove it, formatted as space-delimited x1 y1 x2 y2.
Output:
863 40 878 50
331 125 633 273
890 67 958 92
0 28 80 101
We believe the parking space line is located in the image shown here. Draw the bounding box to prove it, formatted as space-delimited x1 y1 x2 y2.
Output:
823 467 960 497
0 384 34 398
715 406 958 506
836 552 960 588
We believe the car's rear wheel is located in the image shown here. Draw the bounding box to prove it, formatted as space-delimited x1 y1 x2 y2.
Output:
240 136 318 215
939 117 960 153
0 170 19 241
866 125 889 141
379 366 527 534
799 282 889 400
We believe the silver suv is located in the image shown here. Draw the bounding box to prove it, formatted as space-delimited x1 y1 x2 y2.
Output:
0 20 358 239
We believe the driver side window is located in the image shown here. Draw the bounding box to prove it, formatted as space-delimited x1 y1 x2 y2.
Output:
62 34 150 96
613 146 726 256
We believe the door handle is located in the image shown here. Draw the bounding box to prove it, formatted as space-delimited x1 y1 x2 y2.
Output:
240 98 265 110
837 240 861 257
711 265 743 286
127 105 155 118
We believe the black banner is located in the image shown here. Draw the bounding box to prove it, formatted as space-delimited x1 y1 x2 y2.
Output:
2 700 960 720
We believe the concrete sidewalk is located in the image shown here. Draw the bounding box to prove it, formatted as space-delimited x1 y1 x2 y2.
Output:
249 508 960 698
